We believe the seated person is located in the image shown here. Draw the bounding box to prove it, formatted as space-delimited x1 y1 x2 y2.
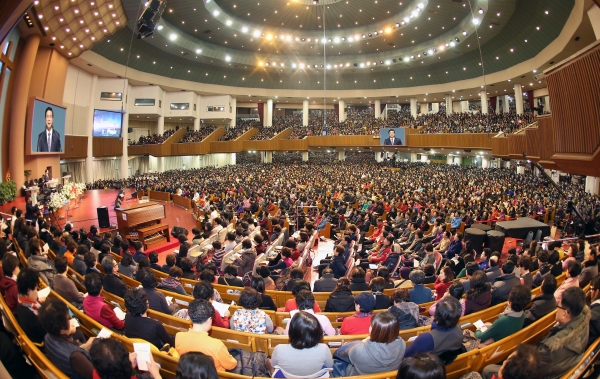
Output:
370 277 392 310
267 247 293 276
123 288 174 349
39 298 95 379
325 278 355 312
149 251 163 272
537 287 590 379
117 252 137 279
138 267 177 315
161 253 177 273
428 280 465 317
491 261 521 305
54 255 85 307
16 268 47 344
83 272 125 330
101 256 128 298
268 312 333 377
284 281 322 312
434 266 455 301
175 300 238 371
554 261 581 304
404 297 464 358
284 290 335 336
340 292 376 335
588 275 600 346
408 270 434 304
475 285 530 344
532 250 551 288
230 288 275 334
173 281 229 329
332 312 405 376
524 275 557 327
485 256 502 283
388 288 419 329
464 270 493 315
159 266 187 295
180 257 196 280
313 268 338 292
349 267 370 291
397 353 446 379
478 344 542 379
217 265 244 287
90 338 161 379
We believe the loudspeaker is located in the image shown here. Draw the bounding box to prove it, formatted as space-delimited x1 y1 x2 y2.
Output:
97 206 110 228
128 127 133 133
171 226 188 238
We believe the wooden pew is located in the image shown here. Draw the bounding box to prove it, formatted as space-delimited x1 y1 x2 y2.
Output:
559 338 600 379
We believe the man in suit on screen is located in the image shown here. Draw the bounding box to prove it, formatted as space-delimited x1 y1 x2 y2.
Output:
37 107 61 152
384 129 402 145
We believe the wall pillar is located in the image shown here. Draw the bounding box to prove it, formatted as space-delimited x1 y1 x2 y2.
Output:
517 166 525 175
514 84 524 115
503 95 510 113
338 100 346 122
338 151 346 162
544 96 551 113
411 153 418 162
302 152 309 162
447 155 454 165
193 117 200 132
588 4 600 40
482 157 489 168
445 95 452 115
374 152 383 162
9 34 40 186
374 100 381 119
410 98 417 119
157 115 164 172
85 74 98 183
266 99 273 127
302 100 309 126
230 97 237 127
261 151 273 164
119 81 129 179
430 103 439 114
480 91 488 115
460 100 469 113
586 176 599 196
421 154 429 163
495 98 501 115
419 103 428 115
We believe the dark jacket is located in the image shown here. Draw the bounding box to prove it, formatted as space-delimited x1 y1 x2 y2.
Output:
485 266 501 283
17 303 46 344
259 293 277 311
550 263 563 277
124 314 174 348
464 289 492 315
325 290 355 312
349 278 369 292
313 274 338 292
524 293 556 327
589 302 600 348
373 293 392 310
538 306 590 379
579 261 598 289
491 273 521 305
330 255 347 279
143 288 172 314
103 273 128 298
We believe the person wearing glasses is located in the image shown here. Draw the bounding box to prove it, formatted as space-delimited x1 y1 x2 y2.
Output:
536 287 589 379
100 255 128 298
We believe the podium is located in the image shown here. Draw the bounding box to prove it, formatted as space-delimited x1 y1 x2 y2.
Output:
26 186 39 204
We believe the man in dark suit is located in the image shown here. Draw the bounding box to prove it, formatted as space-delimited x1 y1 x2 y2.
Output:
25 196 39 225
42 169 50 182
313 268 338 292
37 107 61 152
383 129 402 145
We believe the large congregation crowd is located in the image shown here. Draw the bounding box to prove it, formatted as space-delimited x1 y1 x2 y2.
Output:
129 130 175 145
177 125 219 143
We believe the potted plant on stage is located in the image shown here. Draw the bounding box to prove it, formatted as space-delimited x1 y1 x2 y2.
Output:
0 180 17 205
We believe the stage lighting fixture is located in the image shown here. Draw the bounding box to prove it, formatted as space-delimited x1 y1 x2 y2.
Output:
137 0 167 39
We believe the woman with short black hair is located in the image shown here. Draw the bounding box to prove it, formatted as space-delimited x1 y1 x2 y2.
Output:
269 312 333 377
123 288 174 348
176 352 219 379
396 353 446 379
370 277 392 310
39 298 95 379
230 287 274 334
325 278 355 312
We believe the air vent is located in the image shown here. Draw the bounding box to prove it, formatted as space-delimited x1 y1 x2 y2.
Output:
203 30 212 34
574 36 580 41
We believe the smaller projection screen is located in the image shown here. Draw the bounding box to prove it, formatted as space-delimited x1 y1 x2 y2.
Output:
379 127 405 146
93 109 123 137
27 98 66 154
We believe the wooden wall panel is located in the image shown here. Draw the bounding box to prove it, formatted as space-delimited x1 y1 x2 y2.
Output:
279 139 309 151
508 134 526 159
525 127 541 160
208 128 258 154
537 115 556 165
307 135 380 147
491 137 509 158
93 137 123 157
545 41 600 155
406 133 493 150
61 135 87 159
171 127 225 156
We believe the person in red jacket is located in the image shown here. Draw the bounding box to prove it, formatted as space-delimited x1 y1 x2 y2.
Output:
340 292 376 335
434 266 455 301
0 254 20 313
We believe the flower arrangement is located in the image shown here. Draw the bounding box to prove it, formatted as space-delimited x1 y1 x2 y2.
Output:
48 181 86 210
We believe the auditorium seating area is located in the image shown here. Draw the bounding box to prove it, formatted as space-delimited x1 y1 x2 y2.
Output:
130 130 175 145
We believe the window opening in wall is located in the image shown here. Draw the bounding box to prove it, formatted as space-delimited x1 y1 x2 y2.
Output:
170 103 189 110
207 106 225 112
100 92 122 101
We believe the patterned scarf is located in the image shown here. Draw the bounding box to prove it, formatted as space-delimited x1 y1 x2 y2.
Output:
18 295 41 316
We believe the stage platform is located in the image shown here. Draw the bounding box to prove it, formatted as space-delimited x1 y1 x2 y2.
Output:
495 217 551 240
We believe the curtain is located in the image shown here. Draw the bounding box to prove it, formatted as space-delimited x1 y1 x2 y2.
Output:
380 104 386 113
129 156 150 176
59 161 85 183
92 158 121 181
257 103 264 126
490 97 497 112
526 91 535 112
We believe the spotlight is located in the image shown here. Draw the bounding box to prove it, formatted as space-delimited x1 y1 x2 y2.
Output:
478 8 484 14
455 37 460 42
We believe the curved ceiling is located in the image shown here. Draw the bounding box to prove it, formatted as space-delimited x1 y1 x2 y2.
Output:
88 0 574 90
